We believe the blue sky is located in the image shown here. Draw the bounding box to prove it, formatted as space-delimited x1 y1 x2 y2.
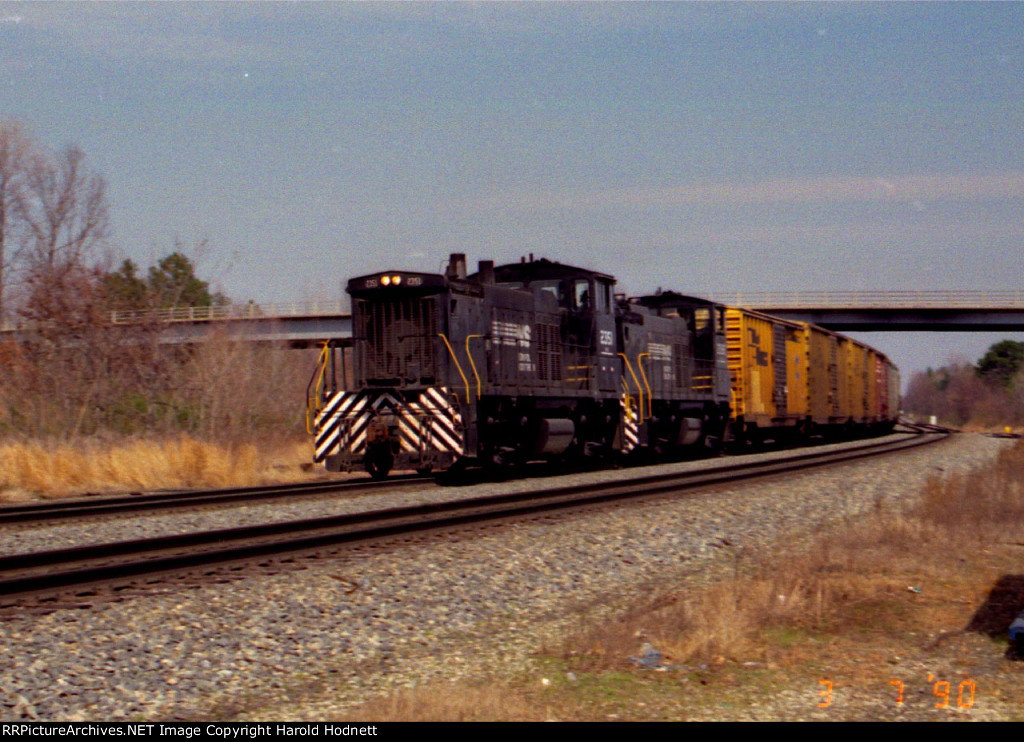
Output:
1 2 1022 378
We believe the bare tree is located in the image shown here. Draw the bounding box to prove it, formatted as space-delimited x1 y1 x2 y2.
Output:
0 121 31 324
18 143 109 275
13 144 110 335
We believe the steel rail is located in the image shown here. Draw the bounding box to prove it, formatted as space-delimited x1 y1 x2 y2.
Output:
0 428 946 606
0 474 433 525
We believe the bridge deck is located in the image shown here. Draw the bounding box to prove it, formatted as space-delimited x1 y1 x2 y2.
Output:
4 293 1024 339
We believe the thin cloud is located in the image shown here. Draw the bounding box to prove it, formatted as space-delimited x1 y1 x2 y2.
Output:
478 173 1024 212
3 3 276 66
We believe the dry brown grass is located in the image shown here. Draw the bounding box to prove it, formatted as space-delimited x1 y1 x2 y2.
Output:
565 441 1024 673
0 435 316 500
280 441 1024 721
917 445 1024 539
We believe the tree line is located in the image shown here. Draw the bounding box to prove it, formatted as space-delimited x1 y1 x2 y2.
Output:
1 120 223 325
903 340 1024 427
0 121 109 326
0 119 310 443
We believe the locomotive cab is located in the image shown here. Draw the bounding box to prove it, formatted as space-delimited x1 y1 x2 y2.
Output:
489 258 619 394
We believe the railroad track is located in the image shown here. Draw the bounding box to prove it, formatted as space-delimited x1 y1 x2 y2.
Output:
0 473 432 525
0 424 951 526
0 426 948 614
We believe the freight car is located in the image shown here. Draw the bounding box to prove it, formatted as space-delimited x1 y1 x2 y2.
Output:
307 254 898 478
721 307 899 444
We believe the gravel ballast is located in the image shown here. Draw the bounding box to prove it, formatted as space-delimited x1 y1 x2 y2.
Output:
0 433 1013 721
0 432 936 556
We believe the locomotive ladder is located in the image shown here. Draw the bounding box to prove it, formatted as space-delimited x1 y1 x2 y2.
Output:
725 312 745 416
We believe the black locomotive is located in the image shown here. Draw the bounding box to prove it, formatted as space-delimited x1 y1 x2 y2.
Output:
309 253 734 478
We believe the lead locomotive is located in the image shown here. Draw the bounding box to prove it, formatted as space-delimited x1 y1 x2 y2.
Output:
309 254 733 478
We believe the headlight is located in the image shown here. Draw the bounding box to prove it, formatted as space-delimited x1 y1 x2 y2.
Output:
392 274 402 285
381 275 391 286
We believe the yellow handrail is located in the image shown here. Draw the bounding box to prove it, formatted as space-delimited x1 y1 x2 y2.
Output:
637 352 653 418
306 342 330 435
618 352 644 423
621 378 636 422
465 334 484 400
439 333 471 404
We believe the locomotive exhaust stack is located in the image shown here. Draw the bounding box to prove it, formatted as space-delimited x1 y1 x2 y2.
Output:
445 253 467 280
478 260 495 285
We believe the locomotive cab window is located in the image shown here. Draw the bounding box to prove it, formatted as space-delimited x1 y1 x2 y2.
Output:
596 281 611 313
530 279 560 302
572 279 592 311
693 307 710 334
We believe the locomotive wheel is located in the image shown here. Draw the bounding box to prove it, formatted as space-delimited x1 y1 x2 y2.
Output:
365 446 394 480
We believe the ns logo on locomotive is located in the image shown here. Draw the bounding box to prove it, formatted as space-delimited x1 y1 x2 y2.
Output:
307 254 899 479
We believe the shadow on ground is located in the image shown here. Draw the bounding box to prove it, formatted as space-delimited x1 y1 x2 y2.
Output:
966 574 1024 660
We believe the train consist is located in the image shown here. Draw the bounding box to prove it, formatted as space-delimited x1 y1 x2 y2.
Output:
308 254 899 478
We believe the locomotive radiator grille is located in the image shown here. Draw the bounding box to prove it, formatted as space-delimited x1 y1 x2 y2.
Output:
356 297 437 383
536 322 562 382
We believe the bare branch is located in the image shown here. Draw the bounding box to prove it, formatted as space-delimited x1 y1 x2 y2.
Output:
0 120 32 322
18 143 110 273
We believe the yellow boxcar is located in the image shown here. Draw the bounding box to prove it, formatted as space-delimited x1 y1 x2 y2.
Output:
785 324 809 418
805 323 835 424
866 348 881 422
848 340 869 422
726 310 898 437
725 308 803 432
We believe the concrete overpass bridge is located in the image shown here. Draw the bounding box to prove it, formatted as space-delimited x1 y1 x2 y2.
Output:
4 292 1024 345
705 291 1024 332
109 301 353 346
1 301 352 347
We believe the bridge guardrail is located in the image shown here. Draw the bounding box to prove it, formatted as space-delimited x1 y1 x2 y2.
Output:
707 291 1024 309
4 292 1024 333
108 300 350 325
